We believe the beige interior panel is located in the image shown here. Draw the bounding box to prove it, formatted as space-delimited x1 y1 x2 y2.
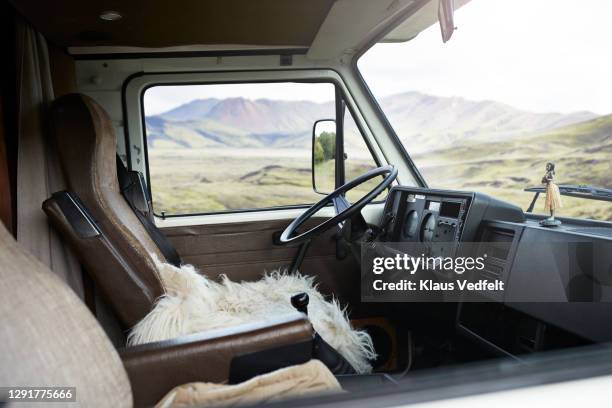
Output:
162 217 360 305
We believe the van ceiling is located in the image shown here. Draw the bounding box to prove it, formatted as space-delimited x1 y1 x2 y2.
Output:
11 0 335 49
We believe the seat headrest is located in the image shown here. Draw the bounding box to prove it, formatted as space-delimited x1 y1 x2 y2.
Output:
50 93 120 199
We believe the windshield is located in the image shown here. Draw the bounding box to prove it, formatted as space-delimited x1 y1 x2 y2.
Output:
358 0 612 221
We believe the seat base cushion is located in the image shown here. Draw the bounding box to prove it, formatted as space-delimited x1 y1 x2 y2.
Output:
128 256 376 374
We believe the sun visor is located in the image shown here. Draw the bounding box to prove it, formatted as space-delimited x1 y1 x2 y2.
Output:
382 0 470 43
307 0 420 60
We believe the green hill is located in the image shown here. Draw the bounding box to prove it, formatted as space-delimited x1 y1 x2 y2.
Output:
414 115 612 220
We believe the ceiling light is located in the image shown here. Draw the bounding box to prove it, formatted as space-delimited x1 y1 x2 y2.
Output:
99 10 122 21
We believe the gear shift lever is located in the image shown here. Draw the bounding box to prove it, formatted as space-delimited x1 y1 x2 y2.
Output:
291 293 309 315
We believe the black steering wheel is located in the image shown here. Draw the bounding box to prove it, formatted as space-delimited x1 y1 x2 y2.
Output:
279 165 398 245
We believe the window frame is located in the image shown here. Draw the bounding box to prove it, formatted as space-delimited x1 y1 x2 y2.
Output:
124 70 387 218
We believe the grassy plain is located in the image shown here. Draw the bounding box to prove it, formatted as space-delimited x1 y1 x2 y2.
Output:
148 148 378 214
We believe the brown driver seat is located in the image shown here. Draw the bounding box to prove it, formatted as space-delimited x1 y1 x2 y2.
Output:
42 94 358 378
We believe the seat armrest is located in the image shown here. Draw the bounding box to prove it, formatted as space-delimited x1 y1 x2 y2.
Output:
119 313 313 407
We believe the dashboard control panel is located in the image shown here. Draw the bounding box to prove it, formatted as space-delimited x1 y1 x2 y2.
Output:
382 189 471 245
380 186 525 246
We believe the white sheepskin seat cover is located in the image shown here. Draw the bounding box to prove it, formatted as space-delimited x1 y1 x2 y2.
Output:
127 256 376 374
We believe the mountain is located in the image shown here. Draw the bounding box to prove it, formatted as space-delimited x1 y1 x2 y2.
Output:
145 92 597 151
381 91 596 153
161 98 220 121
148 97 334 149
201 98 334 134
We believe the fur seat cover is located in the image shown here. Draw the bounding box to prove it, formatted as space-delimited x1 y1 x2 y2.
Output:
128 257 376 374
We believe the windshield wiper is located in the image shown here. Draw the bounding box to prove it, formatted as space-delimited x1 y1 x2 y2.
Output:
524 184 612 212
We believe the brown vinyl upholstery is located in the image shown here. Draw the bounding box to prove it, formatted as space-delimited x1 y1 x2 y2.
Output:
43 194 159 326
45 93 165 328
0 220 314 407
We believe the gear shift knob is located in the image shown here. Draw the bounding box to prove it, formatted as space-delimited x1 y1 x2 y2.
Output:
291 292 309 315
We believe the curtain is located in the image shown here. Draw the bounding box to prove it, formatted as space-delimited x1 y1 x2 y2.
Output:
0 98 12 233
15 19 83 298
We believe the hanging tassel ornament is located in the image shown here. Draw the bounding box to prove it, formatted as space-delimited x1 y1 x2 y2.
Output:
540 162 562 227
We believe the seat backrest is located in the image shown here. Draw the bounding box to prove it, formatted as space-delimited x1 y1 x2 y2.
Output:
46 93 165 327
0 221 132 406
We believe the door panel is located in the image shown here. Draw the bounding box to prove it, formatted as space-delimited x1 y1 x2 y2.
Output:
161 217 360 305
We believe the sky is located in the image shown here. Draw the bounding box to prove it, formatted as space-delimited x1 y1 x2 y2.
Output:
144 83 334 116
145 0 612 116
359 0 612 115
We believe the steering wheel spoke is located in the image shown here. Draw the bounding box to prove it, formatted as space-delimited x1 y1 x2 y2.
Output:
332 194 351 229
332 195 351 215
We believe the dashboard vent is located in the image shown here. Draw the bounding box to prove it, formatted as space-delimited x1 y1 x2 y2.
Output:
481 262 503 279
479 227 515 280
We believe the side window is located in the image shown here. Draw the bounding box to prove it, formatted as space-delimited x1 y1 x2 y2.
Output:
143 82 382 216
144 82 338 215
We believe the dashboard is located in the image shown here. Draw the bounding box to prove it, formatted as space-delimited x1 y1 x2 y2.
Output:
375 186 612 354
